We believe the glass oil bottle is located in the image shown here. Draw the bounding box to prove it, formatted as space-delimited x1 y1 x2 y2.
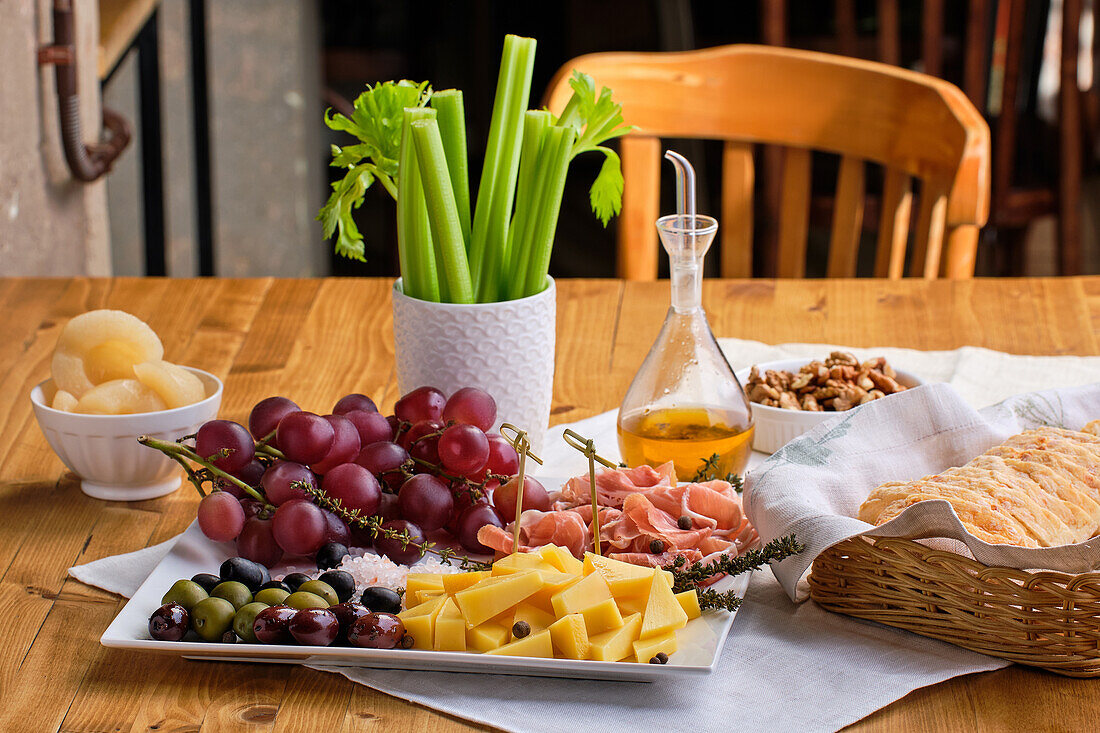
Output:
616 151 754 482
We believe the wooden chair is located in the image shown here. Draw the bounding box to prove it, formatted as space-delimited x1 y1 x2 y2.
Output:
544 45 991 280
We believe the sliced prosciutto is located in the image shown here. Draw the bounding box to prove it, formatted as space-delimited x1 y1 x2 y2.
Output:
554 462 676 510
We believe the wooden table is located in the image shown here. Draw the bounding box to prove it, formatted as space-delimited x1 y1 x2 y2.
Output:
3 276 1100 732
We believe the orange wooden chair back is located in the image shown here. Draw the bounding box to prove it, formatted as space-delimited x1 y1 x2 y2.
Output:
544 45 990 279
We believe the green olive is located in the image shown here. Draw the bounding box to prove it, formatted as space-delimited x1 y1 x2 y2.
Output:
232 602 270 643
298 580 338 606
161 579 209 611
285 591 328 610
210 581 253 611
190 596 237 641
254 588 290 606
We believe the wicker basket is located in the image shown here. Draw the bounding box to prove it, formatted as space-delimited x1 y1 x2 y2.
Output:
808 536 1100 677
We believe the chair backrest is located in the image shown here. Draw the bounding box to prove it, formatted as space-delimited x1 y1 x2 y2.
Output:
543 45 991 280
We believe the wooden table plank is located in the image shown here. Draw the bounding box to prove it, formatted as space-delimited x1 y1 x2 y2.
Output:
0 277 1097 733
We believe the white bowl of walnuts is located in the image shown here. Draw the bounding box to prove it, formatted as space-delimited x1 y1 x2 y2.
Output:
734 352 923 454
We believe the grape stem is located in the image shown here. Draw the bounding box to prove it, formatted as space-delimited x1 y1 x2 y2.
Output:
255 444 286 460
138 435 273 508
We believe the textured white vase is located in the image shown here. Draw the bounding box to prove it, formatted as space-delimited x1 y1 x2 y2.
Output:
392 278 556 451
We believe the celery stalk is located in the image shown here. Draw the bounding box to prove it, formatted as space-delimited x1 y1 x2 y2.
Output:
430 90 471 252
397 107 440 301
522 125 575 297
501 110 551 297
411 118 474 304
470 34 537 301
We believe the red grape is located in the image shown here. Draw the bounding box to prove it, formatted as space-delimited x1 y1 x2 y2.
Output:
197 491 246 542
394 386 445 424
373 519 425 565
271 499 327 556
231 458 267 488
261 460 316 505
344 409 393 446
321 463 381 516
438 424 489 476
408 432 441 467
399 419 442 451
310 415 361 474
277 411 335 465
492 476 550 524
446 481 487 535
386 414 400 435
240 498 264 518
333 393 377 415
443 387 497 432
376 491 401 522
485 434 520 476
397 474 453 532
249 396 299 443
321 509 351 546
195 420 255 474
354 441 409 492
237 516 283 567
455 504 504 553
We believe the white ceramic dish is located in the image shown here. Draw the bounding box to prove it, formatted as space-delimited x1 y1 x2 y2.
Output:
30 367 223 500
735 359 924 454
101 519 748 682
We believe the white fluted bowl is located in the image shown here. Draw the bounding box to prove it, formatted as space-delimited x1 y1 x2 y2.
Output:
735 359 924 454
30 367 223 500
392 278 556 451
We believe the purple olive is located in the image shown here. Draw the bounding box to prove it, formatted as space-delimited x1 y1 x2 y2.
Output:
149 602 189 641
348 612 406 649
289 608 339 646
252 605 296 644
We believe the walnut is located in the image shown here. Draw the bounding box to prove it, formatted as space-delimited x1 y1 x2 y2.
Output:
790 371 813 390
778 391 801 410
827 351 859 367
800 393 822 411
868 370 903 394
859 389 886 404
856 370 875 391
748 383 781 402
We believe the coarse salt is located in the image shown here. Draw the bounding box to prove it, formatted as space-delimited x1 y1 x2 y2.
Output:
325 549 461 597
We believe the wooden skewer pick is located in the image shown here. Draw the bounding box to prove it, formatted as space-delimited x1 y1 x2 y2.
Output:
500 423 542 554
562 429 617 556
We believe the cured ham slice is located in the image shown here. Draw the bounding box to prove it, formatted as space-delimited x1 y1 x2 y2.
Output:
477 509 591 557
555 462 676 510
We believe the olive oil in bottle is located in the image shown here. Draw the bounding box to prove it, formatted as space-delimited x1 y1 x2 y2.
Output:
618 407 754 482
616 152 754 482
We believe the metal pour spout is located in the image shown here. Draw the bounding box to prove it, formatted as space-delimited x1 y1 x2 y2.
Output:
664 150 695 227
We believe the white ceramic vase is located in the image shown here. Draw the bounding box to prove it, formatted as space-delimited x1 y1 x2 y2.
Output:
392 278 556 451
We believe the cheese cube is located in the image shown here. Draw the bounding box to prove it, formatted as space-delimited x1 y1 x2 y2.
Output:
675 589 701 620
492 552 556 575
405 573 445 606
633 631 678 663
455 569 544 627
615 594 648 617
539 545 584 575
579 597 624 635
485 628 554 658
511 603 557 641
588 613 642 662
639 567 689 639
433 598 467 651
397 595 446 650
549 613 590 660
410 587 446 605
466 621 511 653
551 571 612 617
442 571 491 595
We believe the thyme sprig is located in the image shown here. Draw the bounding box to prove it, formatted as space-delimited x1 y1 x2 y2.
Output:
690 452 744 492
665 534 805 611
298 481 492 571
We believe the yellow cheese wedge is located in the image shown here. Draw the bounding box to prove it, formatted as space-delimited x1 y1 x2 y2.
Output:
397 595 446 650
405 573 445 605
442 571 491 595
549 613 590 660
579 597 624 636
588 613 642 662
410 587 446 606
433 597 467 651
511 602 557 641
639 567 689 639
675 589 701 620
633 631 678 663
466 621 511 652
455 569 544 627
583 553 673 594
615 594 648 617
525 571 580 613
551 570 612 617
539 545 584 575
485 628 554 658
491 552 556 575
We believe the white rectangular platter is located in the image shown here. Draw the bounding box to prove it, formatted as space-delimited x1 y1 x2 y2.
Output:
103 514 747 682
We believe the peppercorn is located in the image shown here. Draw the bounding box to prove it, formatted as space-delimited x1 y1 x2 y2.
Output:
649 656 661 664
677 515 692 530
650 538 665 554
220 630 237 644
400 633 415 649
512 621 531 639
655 652 669 664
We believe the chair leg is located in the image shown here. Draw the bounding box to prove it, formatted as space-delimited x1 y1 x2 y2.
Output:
943 225 979 278
1059 0 1084 275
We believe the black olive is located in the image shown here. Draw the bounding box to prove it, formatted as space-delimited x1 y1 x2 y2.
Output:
219 557 266 593
360 586 402 615
318 570 356 603
282 572 311 593
259 579 291 594
316 542 350 571
190 573 222 594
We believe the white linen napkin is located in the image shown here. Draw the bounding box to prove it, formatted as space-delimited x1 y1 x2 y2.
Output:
74 341 1100 732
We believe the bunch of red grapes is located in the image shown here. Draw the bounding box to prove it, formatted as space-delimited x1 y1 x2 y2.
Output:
192 385 551 569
